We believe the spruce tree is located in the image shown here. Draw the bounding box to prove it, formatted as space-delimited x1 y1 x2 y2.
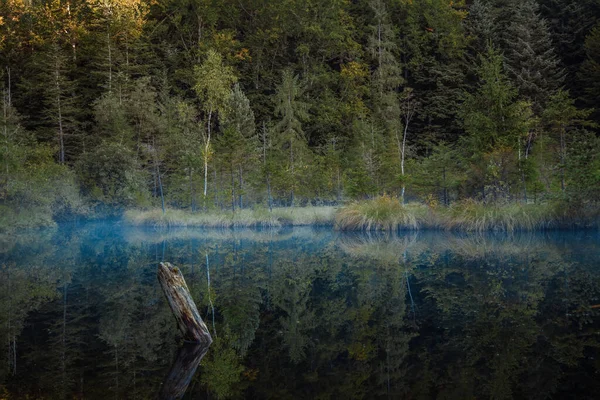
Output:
220 83 257 209
578 23 600 123
403 0 468 143
460 45 534 201
274 69 309 206
40 43 80 164
539 0 600 97
502 0 564 113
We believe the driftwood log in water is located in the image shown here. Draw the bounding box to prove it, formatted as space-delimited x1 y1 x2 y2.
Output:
158 262 212 344
159 343 209 400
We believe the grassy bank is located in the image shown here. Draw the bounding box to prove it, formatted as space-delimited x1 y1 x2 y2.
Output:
124 206 337 228
335 196 600 233
122 197 599 232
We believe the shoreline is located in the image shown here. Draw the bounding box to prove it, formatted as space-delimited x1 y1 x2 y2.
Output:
123 198 600 233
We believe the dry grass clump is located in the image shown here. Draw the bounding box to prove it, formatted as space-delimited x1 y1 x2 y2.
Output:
123 206 337 229
335 195 419 231
442 199 552 232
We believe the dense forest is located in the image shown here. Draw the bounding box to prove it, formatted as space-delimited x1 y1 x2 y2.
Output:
1 0 599 227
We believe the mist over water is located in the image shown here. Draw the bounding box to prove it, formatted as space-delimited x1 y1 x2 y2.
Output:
1 222 599 399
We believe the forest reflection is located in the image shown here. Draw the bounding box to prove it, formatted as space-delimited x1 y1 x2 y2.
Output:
1 224 599 399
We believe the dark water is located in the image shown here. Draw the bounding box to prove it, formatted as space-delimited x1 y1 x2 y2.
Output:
1 223 599 399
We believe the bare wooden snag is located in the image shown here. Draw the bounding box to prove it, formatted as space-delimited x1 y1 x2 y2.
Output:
158 262 212 345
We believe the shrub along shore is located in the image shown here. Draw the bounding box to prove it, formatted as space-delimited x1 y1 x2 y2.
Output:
124 196 599 233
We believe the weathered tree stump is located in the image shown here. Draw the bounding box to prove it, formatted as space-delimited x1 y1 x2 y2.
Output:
158 262 212 345
159 343 209 400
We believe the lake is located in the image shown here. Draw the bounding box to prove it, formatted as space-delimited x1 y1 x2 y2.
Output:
1 222 599 399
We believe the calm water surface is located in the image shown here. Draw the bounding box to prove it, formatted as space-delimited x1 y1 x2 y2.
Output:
1 222 599 399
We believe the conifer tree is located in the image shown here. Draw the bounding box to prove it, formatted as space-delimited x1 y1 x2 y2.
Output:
220 83 256 209
368 0 401 130
274 69 309 207
367 0 404 197
578 23 600 122
403 0 467 142
41 43 80 164
460 45 534 201
539 0 600 96
542 90 594 193
502 0 564 113
466 0 495 55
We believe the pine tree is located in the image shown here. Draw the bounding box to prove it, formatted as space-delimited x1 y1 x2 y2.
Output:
502 0 564 113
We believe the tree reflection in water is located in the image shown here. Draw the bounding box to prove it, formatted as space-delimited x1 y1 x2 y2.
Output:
0 225 599 398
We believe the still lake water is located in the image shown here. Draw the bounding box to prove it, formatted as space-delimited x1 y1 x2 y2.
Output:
1 222 599 399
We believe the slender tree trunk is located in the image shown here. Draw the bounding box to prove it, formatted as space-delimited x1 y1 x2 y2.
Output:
442 167 448 206
290 139 294 207
560 125 566 193
231 163 235 212
522 171 528 204
189 168 195 212
203 110 212 210
400 122 409 204
262 122 272 211
55 64 65 164
107 31 112 92
155 152 165 214
3 77 10 196
337 166 342 202
213 168 218 210
238 165 243 209
519 142 528 204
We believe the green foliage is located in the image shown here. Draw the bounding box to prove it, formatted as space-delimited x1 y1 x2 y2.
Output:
461 45 533 153
412 142 463 205
0 0 599 226
503 0 564 112
578 23 600 118
273 69 310 206
76 141 148 209
1 96 84 229
564 129 600 201
194 49 238 116
201 337 244 399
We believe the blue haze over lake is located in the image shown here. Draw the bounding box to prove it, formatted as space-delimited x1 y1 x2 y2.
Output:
1 223 599 399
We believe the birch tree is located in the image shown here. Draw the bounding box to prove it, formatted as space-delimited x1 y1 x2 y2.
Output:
193 49 237 204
